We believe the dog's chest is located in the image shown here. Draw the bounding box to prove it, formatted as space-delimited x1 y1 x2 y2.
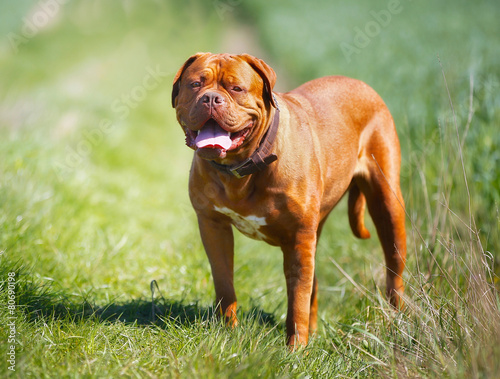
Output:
214 206 267 241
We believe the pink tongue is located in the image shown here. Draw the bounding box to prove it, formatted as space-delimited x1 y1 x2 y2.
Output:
195 120 232 150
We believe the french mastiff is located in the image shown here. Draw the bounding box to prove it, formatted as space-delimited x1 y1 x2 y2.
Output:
171 53 406 347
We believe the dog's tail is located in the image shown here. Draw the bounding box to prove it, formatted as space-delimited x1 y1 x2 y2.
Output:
348 182 371 239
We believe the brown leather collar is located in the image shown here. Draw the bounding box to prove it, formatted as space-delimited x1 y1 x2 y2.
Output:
210 99 280 179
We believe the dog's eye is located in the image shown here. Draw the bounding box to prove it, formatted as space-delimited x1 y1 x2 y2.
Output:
191 81 201 88
232 86 243 92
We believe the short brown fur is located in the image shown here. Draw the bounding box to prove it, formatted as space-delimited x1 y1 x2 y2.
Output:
172 53 406 347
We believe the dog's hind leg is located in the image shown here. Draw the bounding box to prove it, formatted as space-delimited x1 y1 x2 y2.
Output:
356 117 407 308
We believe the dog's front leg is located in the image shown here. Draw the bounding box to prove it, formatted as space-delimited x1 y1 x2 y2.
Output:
282 230 317 348
197 214 238 327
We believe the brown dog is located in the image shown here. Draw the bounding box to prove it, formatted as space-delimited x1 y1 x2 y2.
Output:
172 53 406 347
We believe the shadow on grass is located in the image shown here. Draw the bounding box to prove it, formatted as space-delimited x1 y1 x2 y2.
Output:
96 298 277 329
2 261 277 329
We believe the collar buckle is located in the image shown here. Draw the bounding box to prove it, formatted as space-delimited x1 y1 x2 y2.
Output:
229 160 248 179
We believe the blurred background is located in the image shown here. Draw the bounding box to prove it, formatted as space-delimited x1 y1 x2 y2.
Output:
1 0 499 322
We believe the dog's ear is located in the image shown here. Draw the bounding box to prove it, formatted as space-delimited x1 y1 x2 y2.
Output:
240 54 277 109
172 53 210 108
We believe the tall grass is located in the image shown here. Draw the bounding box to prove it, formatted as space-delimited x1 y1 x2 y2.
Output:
389 70 500 377
323 70 500 377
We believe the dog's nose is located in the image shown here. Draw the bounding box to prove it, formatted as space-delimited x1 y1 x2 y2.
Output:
201 92 225 107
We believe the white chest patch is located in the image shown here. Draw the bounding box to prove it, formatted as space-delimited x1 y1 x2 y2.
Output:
214 206 267 241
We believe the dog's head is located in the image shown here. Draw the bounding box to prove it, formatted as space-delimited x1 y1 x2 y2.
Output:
172 53 277 161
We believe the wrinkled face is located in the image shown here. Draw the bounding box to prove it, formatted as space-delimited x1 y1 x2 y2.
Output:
172 53 275 160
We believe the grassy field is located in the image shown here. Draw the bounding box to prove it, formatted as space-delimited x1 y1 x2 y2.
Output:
1 1 499 377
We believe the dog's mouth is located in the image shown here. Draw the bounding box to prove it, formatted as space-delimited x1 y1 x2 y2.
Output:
185 119 252 159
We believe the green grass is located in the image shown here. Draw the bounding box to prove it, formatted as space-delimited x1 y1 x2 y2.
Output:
1 0 499 377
